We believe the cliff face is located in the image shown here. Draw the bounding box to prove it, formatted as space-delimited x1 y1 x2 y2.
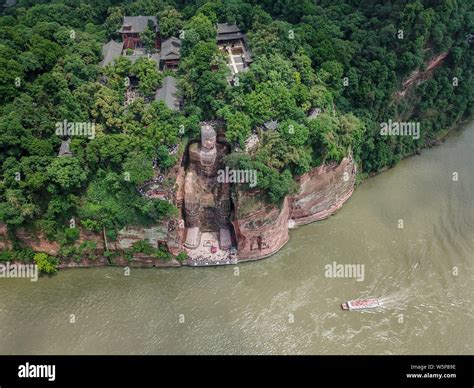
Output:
0 223 11 251
233 156 356 261
116 221 184 255
290 156 356 226
116 224 168 250
0 220 183 261
232 195 290 261
8 228 104 256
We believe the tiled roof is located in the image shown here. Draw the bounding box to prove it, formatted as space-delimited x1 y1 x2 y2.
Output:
99 39 123 67
217 32 244 42
217 23 241 34
126 53 160 69
119 16 158 33
264 120 278 130
155 76 180 111
3 0 16 8
58 139 73 157
160 37 181 60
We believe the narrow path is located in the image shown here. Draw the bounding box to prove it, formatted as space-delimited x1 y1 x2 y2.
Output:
227 48 239 74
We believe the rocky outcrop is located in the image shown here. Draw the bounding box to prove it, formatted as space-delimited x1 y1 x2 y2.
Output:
12 228 105 256
116 224 168 250
0 220 184 262
58 254 181 269
394 51 448 102
290 156 356 226
0 223 11 250
232 194 290 261
116 221 184 255
232 156 356 262
13 230 60 255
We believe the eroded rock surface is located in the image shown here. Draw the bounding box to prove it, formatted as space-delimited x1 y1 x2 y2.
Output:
290 156 356 226
233 156 356 261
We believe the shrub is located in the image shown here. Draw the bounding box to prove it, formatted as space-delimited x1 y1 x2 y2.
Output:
106 229 117 241
81 219 101 233
130 240 154 255
34 253 58 273
64 227 80 243
0 250 13 262
14 248 36 263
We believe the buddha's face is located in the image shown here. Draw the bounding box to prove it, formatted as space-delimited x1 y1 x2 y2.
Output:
201 125 217 150
202 134 216 150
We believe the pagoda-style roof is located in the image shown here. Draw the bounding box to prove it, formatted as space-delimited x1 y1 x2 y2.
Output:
217 23 241 34
216 23 244 42
160 37 181 61
118 16 158 34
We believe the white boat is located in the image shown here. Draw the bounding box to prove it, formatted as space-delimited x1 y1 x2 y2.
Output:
341 298 381 310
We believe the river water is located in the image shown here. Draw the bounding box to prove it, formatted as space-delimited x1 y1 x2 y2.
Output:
0 123 472 355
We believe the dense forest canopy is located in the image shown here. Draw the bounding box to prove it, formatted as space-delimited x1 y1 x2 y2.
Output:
0 0 472 248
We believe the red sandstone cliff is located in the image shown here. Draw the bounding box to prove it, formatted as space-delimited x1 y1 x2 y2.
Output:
8 228 105 256
232 194 290 261
0 223 11 251
0 220 183 265
290 156 356 226
232 156 356 261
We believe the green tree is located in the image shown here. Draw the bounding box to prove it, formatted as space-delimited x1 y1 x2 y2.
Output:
140 25 156 53
158 7 184 39
181 14 216 54
122 152 154 185
179 41 229 117
132 57 162 97
47 158 88 192
218 106 251 147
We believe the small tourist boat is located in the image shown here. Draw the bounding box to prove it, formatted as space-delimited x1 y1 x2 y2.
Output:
210 245 217 254
341 298 381 310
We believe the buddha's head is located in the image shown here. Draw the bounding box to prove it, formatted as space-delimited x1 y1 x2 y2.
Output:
201 124 216 150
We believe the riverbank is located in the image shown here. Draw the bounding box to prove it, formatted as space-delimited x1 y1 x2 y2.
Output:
356 119 468 184
0 120 470 270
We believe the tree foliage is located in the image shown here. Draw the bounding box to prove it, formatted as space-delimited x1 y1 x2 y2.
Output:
0 0 471 229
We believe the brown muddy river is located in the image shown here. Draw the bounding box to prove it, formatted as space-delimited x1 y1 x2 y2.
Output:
0 123 472 355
